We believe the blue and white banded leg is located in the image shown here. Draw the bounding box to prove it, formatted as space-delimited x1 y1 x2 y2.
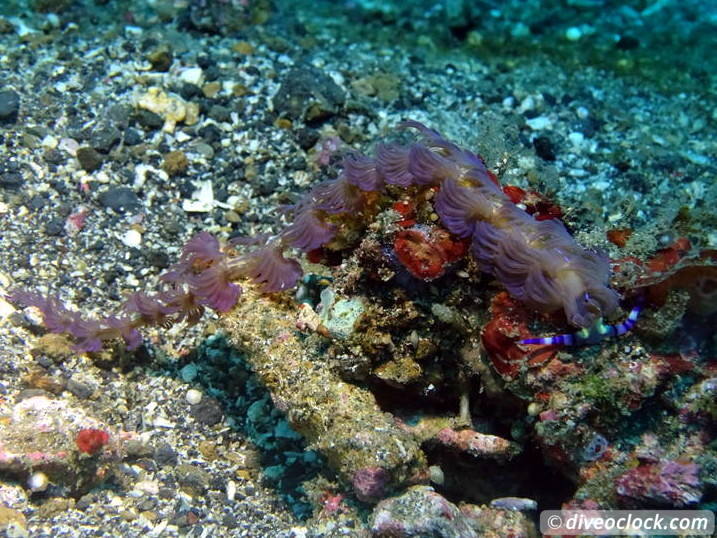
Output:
519 303 643 346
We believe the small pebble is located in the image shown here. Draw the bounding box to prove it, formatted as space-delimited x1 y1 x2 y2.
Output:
44 218 65 237
190 397 223 426
122 229 142 248
226 480 237 501
88 124 121 153
76 146 103 172
99 186 141 212
533 135 556 161
0 172 23 189
428 465 444 486
527 402 542 416
0 297 14 320
58 137 80 156
576 106 590 119
124 128 143 146
490 496 538 511
179 67 204 86
525 116 552 130
148 48 173 72
28 471 49 492
41 135 58 149
186 388 203 405
518 95 535 113
66 378 93 399
162 150 189 177
0 89 20 124
568 132 585 147
154 443 178 467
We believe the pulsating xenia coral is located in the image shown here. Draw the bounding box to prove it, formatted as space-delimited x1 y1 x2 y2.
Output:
8 119 619 352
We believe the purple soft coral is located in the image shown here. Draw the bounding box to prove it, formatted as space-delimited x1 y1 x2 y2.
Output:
103 315 143 351
161 231 224 284
342 153 384 192
396 121 619 327
159 231 242 313
231 245 303 293
9 290 142 352
311 177 365 214
122 291 180 327
7 290 78 333
189 263 242 312
434 177 498 237
375 143 415 187
281 203 336 252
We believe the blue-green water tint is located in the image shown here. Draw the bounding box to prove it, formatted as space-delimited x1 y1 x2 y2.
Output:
294 0 712 95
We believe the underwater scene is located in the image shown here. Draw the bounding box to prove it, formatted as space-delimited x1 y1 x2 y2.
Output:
0 0 716 536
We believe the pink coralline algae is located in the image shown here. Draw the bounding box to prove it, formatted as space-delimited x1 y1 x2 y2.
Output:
0 396 114 496
319 492 347 515
352 466 390 502
615 460 703 507
64 206 90 236
435 427 520 461
371 485 478 538
371 485 539 537
76 428 110 455
680 377 717 424
480 291 557 379
613 237 717 315
502 185 564 221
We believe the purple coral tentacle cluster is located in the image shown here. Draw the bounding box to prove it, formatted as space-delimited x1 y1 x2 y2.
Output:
293 120 618 327
160 230 241 313
7 290 143 353
8 119 620 353
281 199 337 252
229 245 302 293
7 230 303 351
398 122 618 326
342 153 383 191
273 120 617 326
